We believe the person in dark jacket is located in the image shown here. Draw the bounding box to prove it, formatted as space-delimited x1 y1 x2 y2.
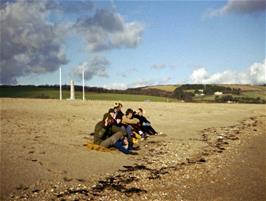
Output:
94 112 137 154
133 108 158 135
114 102 124 120
94 113 124 147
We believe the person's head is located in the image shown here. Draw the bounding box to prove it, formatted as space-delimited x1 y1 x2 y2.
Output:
114 102 123 111
137 108 143 116
108 108 115 118
125 108 134 118
102 113 113 126
115 112 123 124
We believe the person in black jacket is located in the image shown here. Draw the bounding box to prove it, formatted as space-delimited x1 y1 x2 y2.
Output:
133 108 158 135
94 113 124 147
114 102 124 120
94 112 137 154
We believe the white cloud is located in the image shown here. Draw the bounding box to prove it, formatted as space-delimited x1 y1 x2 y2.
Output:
98 76 173 90
102 83 128 90
190 68 208 83
46 0 94 13
73 56 110 80
0 0 67 84
248 59 266 84
189 59 266 84
0 0 144 84
127 76 173 88
209 0 266 17
74 8 144 52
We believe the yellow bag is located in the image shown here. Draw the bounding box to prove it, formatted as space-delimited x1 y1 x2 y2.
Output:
132 138 139 144
133 131 142 139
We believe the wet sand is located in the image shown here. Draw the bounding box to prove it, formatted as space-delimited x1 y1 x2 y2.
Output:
0 98 265 200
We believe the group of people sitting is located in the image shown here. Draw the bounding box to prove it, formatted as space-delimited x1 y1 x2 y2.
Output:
93 102 160 155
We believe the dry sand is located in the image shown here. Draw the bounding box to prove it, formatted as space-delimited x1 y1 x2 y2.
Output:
0 98 265 200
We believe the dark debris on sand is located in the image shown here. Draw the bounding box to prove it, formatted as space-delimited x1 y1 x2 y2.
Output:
7 116 264 201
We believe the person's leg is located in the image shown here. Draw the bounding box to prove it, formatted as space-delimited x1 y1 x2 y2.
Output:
123 126 134 150
113 139 130 154
100 131 123 148
111 125 127 136
126 125 134 136
146 125 157 135
141 126 149 134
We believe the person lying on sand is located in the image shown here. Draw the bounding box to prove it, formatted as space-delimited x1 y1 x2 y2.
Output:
94 113 137 155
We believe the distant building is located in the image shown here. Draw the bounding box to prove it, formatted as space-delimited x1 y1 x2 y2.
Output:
195 92 205 96
195 89 205 96
214 91 223 96
198 89 204 93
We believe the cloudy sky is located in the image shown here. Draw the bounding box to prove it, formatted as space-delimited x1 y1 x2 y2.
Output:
0 0 265 89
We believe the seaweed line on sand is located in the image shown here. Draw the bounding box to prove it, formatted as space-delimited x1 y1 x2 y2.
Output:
7 115 264 201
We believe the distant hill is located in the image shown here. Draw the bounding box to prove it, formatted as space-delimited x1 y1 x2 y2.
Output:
141 84 266 93
217 84 266 92
140 84 266 103
141 85 180 92
0 85 175 102
0 84 265 103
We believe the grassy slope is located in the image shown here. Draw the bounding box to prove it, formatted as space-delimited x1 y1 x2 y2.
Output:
142 85 180 92
217 84 266 92
0 87 176 102
0 84 265 102
147 84 266 101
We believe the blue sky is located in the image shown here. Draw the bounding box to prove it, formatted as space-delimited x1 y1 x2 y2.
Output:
1 0 265 88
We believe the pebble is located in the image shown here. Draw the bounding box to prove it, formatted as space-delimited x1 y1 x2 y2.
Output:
7 116 262 201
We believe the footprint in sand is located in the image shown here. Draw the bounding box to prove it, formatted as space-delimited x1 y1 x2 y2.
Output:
63 177 73 182
76 178 86 182
16 184 29 191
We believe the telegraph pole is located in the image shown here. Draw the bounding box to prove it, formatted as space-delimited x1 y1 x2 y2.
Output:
82 68 85 101
59 67 62 100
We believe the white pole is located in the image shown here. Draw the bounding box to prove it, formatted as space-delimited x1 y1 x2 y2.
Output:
82 69 85 101
70 80 75 100
59 67 62 100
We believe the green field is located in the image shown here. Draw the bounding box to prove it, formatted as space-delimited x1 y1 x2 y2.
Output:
1 85 265 103
0 87 176 102
143 84 180 92
241 91 266 100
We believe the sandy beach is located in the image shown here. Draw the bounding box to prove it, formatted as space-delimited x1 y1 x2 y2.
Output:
1 98 265 200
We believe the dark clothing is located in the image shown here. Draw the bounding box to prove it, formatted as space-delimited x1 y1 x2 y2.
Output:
141 125 157 135
133 114 157 135
94 121 126 147
112 121 134 150
113 140 130 154
133 114 150 125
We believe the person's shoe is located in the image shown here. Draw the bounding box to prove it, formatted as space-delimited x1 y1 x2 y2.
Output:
132 146 140 151
145 133 150 137
128 151 138 155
